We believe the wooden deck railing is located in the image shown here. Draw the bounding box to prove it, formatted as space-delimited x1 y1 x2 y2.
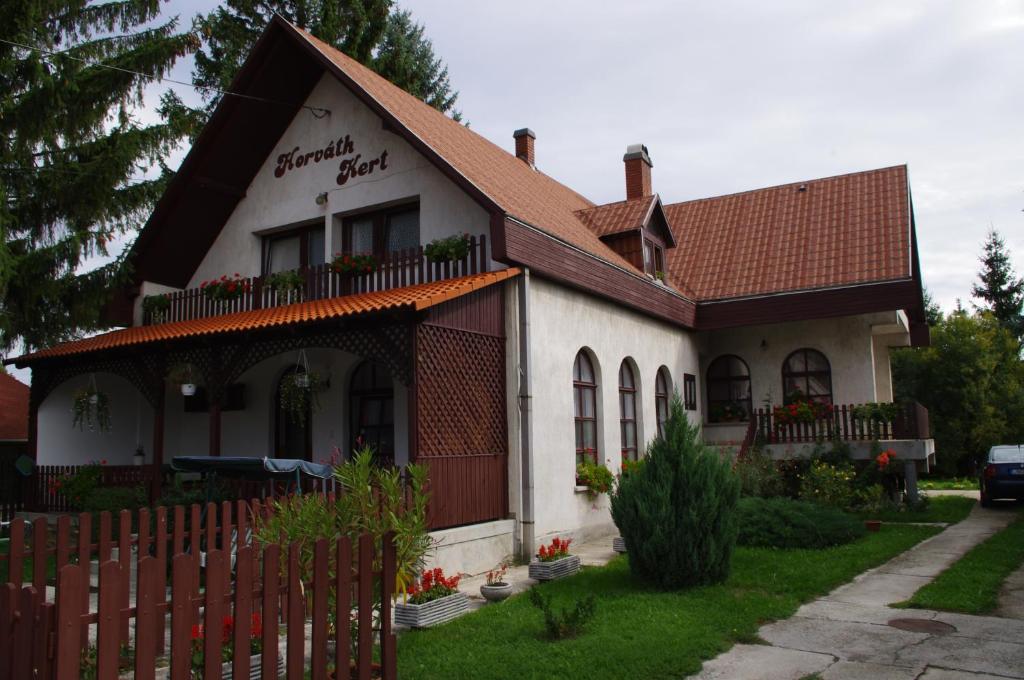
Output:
145 233 488 325
0 499 397 679
754 401 930 445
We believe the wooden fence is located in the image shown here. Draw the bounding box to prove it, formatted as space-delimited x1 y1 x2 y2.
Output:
0 500 397 679
754 401 930 445
147 234 489 325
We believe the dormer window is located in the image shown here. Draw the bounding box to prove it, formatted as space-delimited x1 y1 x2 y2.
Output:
643 238 664 277
263 223 325 274
343 203 419 257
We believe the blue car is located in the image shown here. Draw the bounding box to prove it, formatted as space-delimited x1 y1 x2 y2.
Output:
980 445 1024 507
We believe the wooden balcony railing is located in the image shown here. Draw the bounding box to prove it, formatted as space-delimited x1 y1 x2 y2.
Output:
144 233 488 325
753 401 930 445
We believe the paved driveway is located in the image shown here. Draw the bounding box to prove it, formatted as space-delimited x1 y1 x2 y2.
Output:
692 503 1023 680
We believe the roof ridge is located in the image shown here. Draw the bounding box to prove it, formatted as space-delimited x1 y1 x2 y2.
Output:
663 164 908 208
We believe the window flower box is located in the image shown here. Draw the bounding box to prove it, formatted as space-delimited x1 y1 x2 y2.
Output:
394 591 469 628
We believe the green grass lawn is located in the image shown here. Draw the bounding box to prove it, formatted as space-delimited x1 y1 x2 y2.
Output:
397 525 940 679
919 477 977 491
854 495 976 524
900 513 1024 614
0 541 57 585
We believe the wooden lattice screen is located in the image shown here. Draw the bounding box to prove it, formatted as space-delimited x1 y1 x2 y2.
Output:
414 285 509 529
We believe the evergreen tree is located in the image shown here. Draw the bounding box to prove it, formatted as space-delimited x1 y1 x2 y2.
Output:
610 397 740 589
922 287 943 326
972 229 1024 342
193 0 459 118
0 0 199 354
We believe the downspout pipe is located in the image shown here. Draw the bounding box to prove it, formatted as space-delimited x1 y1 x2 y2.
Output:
517 270 535 561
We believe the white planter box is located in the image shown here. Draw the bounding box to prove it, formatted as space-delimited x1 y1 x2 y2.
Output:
222 654 284 680
394 591 469 628
528 554 581 581
612 536 627 553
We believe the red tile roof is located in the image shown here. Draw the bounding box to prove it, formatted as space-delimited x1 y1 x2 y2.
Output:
0 372 29 440
663 165 912 301
574 196 657 237
291 26 643 274
12 270 519 364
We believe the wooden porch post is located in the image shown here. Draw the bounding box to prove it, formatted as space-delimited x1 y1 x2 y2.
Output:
407 323 419 462
150 381 165 504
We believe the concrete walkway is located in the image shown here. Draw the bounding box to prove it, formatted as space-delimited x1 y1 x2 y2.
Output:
693 502 1024 680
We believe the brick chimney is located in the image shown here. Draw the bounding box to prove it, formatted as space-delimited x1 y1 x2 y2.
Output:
514 128 535 167
623 143 653 200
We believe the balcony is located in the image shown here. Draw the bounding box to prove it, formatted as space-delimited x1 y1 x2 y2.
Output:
143 234 488 325
752 401 930 445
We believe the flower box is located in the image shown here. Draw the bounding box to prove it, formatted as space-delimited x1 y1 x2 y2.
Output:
394 591 470 628
221 654 284 680
528 554 580 581
612 536 627 553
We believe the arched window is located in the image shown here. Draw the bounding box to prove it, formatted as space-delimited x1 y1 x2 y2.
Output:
619 361 638 462
655 367 671 437
573 351 598 465
706 355 752 423
350 360 394 463
782 349 833 405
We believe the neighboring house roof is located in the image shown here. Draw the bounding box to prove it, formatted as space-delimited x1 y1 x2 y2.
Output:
13 270 518 364
664 165 913 301
0 372 29 440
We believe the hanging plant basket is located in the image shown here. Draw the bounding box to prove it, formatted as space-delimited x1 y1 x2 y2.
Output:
279 350 326 424
72 375 111 432
167 363 202 397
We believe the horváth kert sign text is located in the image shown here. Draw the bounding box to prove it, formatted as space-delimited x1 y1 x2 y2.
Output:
273 134 389 186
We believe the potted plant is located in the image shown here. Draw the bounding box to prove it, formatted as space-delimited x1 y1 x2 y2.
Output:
528 537 580 581
576 460 614 500
710 401 748 423
394 567 469 628
72 379 111 432
168 363 200 397
265 270 304 303
424 233 471 263
200 273 250 303
331 252 377 274
190 613 282 680
480 563 512 603
133 445 145 466
141 293 171 323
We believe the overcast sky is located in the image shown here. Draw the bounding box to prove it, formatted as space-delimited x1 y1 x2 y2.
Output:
7 1 1024 383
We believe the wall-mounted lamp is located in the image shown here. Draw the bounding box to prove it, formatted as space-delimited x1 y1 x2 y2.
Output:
315 191 329 206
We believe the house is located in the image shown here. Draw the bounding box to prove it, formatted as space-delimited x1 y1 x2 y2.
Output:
0 372 29 456
5 17 932 573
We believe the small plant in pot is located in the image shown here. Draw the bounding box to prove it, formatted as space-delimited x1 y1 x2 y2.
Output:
424 233 471 263
480 563 512 603
141 293 171 323
265 270 304 302
279 369 326 424
72 378 111 432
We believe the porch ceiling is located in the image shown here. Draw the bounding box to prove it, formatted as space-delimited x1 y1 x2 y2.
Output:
7 270 519 367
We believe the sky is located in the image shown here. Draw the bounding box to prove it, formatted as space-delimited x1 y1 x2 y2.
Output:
6 0 1024 382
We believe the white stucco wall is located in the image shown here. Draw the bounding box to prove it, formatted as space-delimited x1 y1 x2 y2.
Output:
37 373 154 465
699 312 911 444
161 348 409 465
523 276 700 541
187 73 496 291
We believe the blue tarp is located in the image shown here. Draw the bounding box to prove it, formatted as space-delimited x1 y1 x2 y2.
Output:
171 456 333 481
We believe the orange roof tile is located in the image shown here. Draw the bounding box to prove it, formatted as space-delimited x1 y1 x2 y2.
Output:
12 270 519 364
574 196 657 237
0 372 29 440
290 26 643 275
663 166 912 301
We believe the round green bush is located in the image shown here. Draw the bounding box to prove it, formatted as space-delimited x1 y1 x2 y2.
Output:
611 397 740 588
736 497 866 549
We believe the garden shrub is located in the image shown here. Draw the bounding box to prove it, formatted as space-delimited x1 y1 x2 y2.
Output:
799 460 858 509
734 447 786 498
610 397 740 588
529 588 597 640
736 497 866 549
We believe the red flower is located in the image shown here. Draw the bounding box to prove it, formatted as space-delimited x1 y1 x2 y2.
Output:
100 459 107 465
227 282 237 293
191 624 203 640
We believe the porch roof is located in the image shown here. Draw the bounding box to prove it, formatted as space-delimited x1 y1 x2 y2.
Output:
8 269 519 366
